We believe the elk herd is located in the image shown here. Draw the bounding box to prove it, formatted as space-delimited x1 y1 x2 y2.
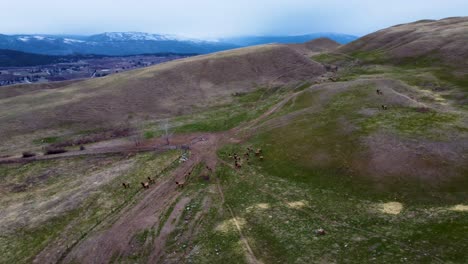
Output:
121 146 263 192
228 147 264 169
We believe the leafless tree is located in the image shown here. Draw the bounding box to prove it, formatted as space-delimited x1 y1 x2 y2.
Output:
161 118 173 145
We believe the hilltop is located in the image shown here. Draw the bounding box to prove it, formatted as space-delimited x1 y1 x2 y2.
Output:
339 17 468 67
0 17 467 264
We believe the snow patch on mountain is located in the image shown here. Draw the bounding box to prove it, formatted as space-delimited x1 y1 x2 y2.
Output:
63 38 85 44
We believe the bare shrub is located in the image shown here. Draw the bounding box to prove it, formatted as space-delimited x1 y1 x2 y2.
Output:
44 147 67 155
22 151 36 158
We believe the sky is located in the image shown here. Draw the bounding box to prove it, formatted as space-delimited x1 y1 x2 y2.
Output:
1 0 467 38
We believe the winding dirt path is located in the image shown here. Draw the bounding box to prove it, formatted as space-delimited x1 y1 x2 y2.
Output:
32 89 296 264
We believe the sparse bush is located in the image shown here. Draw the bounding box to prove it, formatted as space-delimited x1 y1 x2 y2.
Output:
22 151 36 158
44 147 67 155
50 127 132 148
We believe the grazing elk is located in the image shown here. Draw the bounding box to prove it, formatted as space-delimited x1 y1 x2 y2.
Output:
141 182 150 189
147 177 155 184
255 149 262 156
381 105 388 110
315 228 327 236
122 182 130 189
176 181 185 188
376 89 383 95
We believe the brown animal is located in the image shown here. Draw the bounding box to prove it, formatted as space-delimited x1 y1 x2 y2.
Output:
381 105 388 110
122 182 130 189
176 181 185 188
376 89 383 95
315 228 326 236
147 177 155 184
141 182 149 189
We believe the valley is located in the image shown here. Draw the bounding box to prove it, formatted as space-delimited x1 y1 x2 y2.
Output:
0 52 193 86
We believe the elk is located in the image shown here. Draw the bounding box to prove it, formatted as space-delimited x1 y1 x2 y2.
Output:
376 89 383 95
381 105 388 110
176 181 185 188
122 182 130 189
141 182 150 189
315 228 326 236
259 156 264 161
147 177 155 184
255 149 262 156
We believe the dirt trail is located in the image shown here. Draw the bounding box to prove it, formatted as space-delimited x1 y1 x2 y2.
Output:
33 89 294 263
216 178 263 264
57 133 223 263
149 197 191 263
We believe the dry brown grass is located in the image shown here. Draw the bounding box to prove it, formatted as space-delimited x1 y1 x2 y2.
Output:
339 17 468 67
0 44 326 140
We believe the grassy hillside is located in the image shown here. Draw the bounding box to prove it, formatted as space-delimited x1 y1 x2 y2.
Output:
0 44 325 140
0 18 467 264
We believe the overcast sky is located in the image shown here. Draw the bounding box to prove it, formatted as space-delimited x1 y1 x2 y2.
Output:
1 0 467 38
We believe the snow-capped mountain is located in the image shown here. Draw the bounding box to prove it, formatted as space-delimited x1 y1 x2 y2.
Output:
0 32 358 56
0 33 235 55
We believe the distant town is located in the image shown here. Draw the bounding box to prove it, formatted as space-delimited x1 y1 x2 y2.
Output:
0 54 192 86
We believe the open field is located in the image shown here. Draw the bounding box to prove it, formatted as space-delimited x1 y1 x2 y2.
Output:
0 17 467 264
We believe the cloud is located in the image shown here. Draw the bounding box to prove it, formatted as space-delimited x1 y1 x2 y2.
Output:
1 0 467 37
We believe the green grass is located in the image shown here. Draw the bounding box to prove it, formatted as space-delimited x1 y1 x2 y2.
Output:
203 148 468 263
173 87 287 133
144 130 157 139
0 150 182 264
32 136 61 144
360 108 460 139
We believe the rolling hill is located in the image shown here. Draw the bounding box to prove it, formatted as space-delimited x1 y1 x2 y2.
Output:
0 18 467 264
221 32 358 46
339 17 468 67
0 44 326 138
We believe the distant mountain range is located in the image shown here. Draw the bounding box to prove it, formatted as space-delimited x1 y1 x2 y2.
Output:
221 33 358 46
0 32 358 56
